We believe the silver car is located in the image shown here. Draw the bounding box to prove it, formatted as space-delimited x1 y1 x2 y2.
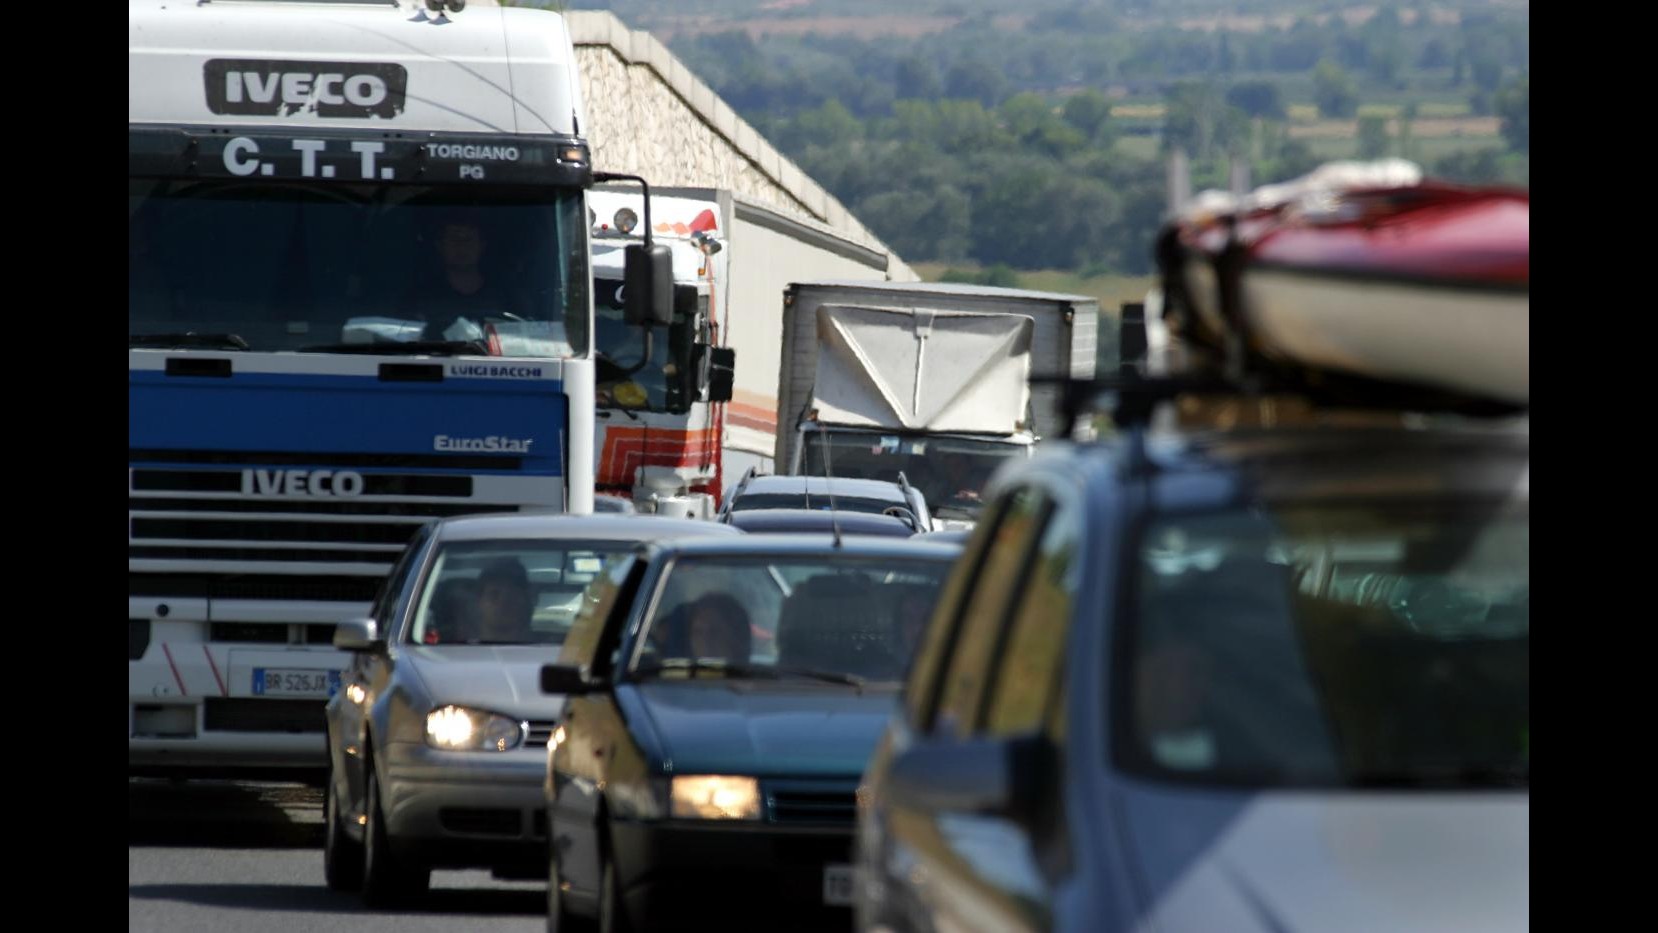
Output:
322 512 740 907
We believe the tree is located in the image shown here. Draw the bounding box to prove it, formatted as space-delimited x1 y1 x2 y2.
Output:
1397 100 1419 162
1419 38 1450 70
894 55 942 101
945 59 1007 108
1356 114 1391 159
783 99 862 151
1162 81 1225 160
1470 49 1504 93
1360 5 1405 86
1061 90 1116 147
1226 80 1286 120
999 93 1085 159
1432 148 1503 184
1218 32 1237 74
1312 60 1358 118
1495 75 1529 153
855 186 971 263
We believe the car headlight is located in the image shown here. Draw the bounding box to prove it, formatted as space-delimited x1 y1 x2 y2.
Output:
670 775 760 820
425 705 525 752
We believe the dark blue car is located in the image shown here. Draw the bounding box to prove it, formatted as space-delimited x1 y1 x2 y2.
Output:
540 535 960 932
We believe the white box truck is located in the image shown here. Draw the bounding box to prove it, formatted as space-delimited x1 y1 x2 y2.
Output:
776 282 1098 526
587 188 913 516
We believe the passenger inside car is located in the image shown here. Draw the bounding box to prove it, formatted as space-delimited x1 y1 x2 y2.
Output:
1133 556 1308 776
886 583 936 671
684 593 752 663
476 557 536 643
424 578 481 644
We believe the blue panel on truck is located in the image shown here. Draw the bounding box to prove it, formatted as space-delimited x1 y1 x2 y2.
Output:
129 370 566 475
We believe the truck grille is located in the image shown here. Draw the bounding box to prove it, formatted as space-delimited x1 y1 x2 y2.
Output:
131 573 385 602
203 698 326 733
766 784 857 826
524 721 559 748
129 464 529 599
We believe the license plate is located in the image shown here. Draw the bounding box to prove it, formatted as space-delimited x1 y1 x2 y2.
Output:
252 668 341 698
823 864 855 907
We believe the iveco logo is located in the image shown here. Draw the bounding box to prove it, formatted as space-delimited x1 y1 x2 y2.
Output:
241 469 365 497
204 59 408 119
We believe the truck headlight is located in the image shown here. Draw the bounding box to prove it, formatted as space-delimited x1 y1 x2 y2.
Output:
670 775 760 820
425 705 525 752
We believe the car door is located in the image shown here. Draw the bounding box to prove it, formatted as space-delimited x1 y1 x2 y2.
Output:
879 483 1055 932
939 493 1083 932
332 522 432 827
549 552 647 906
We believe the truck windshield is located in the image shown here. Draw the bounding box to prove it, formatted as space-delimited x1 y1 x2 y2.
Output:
1118 500 1528 790
128 179 590 356
592 273 703 413
800 433 1019 517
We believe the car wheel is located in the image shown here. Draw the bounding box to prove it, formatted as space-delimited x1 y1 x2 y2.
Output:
361 757 429 908
597 840 633 933
322 752 364 892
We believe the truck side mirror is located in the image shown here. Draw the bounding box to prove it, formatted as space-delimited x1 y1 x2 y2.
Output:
705 347 736 403
624 243 674 327
1119 301 1147 373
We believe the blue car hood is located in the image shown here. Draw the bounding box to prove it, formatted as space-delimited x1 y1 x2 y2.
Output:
633 681 898 778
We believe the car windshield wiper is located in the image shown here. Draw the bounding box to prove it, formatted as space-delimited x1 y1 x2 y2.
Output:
631 658 866 689
129 332 249 350
765 665 868 688
1346 765 1529 789
297 339 489 356
632 658 734 679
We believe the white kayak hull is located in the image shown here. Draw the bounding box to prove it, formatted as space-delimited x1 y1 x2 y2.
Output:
1180 262 1528 405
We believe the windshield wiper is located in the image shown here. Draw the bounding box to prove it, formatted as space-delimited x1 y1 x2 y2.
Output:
129 332 249 351
297 339 489 356
631 658 866 689
1347 766 1529 789
632 658 732 679
766 665 868 689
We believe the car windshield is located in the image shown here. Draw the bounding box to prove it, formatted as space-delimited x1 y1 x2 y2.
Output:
1118 499 1528 789
799 433 1017 517
129 179 590 356
730 492 902 515
408 540 631 647
631 555 950 682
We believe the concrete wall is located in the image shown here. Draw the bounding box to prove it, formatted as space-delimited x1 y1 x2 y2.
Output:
566 10 916 281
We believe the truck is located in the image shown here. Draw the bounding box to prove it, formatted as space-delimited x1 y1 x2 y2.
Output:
585 187 911 517
128 0 668 778
775 282 1099 527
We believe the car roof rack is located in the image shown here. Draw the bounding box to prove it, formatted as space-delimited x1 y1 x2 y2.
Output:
1034 299 1526 437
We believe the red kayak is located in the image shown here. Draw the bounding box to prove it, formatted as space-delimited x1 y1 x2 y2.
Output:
1161 165 1529 405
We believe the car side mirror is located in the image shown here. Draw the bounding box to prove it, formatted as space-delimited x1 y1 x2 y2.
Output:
624 243 674 327
886 735 1049 819
334 618 382 652
541 662 602 696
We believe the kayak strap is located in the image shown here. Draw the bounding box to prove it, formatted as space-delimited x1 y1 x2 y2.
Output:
1212 217 1251 383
